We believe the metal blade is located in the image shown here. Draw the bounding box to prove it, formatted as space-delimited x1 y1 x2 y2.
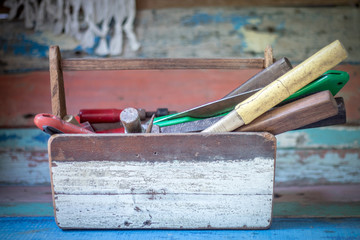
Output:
160 116 223 133
154 88 261 123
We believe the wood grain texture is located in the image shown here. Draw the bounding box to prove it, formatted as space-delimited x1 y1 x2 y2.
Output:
264 46 274 68
49 46 67 119
296 97 346 130
236 91 338 135
48 132 276 229
223 57 292 98
61 58 265 71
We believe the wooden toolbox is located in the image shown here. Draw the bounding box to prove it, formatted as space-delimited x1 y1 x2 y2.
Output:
47 46 277 229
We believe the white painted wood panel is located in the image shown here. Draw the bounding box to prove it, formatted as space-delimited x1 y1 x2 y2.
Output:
52 158 274 229
55 194 273 229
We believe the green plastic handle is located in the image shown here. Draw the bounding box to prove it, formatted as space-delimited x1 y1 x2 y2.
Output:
284 70 349 102
154 70 349 127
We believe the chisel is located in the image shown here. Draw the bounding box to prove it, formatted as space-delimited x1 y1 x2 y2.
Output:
223 57 292 98
203 40 348 133
160 91 338 134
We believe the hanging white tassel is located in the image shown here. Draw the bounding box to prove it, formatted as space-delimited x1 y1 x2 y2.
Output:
4 0 141 56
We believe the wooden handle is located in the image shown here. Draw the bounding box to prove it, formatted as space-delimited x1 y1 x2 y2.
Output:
49 45 67 119
203 40 347 133
296 97 346 130
236 91 338 135
120 107 143 133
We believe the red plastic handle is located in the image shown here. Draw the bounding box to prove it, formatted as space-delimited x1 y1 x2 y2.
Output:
79 109 123 123
34 113 94 134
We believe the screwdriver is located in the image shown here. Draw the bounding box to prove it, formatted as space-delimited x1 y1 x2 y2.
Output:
79 108 176 123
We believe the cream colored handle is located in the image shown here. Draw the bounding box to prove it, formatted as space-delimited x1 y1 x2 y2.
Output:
203 40 348 133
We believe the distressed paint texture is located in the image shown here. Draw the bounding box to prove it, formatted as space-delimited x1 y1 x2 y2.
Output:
2 185 360 218
1 7 359 73
51 158 274 229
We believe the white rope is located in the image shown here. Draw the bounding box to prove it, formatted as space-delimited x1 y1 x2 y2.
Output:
4 0 141 56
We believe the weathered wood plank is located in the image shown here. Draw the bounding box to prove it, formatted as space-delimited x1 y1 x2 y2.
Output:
0 69 260 127
62 58 265 71
0 129 49 151
49 133 276 162
276 149 360 186
49 133 276 229
277 126 360 149
0 150 49 185
136 0 360 9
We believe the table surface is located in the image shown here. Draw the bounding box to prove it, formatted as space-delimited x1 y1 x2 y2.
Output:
0 217 359 240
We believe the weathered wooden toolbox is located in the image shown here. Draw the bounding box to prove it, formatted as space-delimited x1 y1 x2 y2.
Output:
47 46 277 229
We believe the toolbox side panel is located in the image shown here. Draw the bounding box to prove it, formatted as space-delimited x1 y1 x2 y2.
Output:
49 133 276 229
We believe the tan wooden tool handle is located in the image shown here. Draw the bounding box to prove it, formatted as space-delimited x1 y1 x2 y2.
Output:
203 40 347 132
49 46 67 119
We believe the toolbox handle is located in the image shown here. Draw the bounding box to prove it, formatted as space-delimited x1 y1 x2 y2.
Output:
49 45 274 118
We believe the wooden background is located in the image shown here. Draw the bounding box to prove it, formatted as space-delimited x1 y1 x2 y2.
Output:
0 0 360 237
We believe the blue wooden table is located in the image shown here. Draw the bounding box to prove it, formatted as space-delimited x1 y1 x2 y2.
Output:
0 217 359 240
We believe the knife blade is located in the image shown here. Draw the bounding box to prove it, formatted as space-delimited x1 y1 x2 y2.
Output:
153 88 261 123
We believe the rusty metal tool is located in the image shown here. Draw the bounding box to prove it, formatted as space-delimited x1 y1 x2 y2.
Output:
145 114 156 133
203 40 348 132
223 57 292 98
120 107 143 133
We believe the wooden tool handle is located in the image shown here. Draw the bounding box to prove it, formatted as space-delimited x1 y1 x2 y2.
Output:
236 91 338 135
296 97 346 130
49 46 67 119
203 40 347 133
